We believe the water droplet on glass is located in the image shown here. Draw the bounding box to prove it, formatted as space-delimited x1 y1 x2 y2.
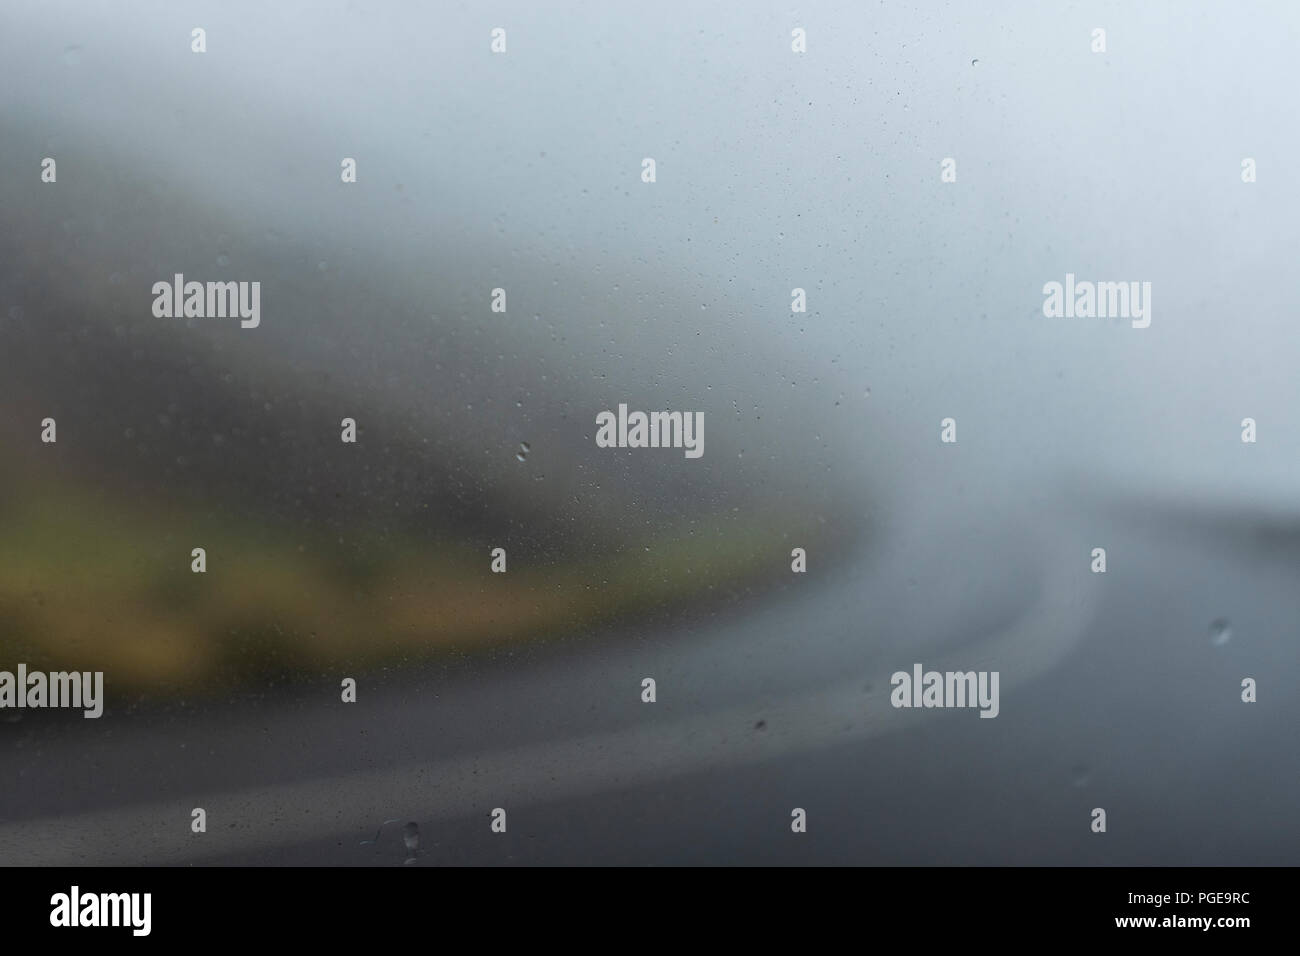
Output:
402 821 420 858
971 58 980 67
62 46 83 66
516 441 530 462
1070 765 1091 788
216 253 230 267
1209 619 1232 646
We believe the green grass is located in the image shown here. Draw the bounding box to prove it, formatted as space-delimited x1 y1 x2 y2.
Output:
0 470 827 694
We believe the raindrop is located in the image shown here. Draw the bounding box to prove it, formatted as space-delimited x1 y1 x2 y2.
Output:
1209 618 1232 646
516 441 530 462
971 58 980 67
402 821 420 862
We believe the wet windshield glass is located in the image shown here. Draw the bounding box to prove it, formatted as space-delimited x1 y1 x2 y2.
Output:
1 1 1296 867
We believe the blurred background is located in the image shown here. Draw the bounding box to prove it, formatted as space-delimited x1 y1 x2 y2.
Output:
0 0 1296 865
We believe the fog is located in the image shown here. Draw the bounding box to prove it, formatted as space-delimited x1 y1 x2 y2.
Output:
1 1 1296 865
